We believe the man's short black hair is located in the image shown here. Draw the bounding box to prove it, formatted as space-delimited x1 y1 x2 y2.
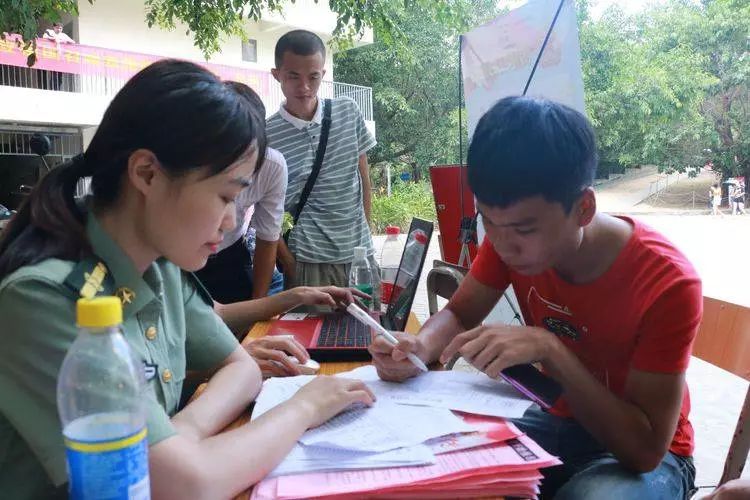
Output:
274 30 326 68
467 96 598 213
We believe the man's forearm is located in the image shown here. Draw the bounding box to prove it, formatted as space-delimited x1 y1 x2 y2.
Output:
252 238 279 299
542 337 680 471
362 178 372 224
277 238 295 275
358 154 372 224
417 308 466 363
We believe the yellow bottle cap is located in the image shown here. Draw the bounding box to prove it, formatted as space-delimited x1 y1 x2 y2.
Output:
77 296 123 328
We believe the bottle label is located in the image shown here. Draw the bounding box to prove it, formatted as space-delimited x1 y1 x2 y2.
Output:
381 281 395 305
65 427 150 500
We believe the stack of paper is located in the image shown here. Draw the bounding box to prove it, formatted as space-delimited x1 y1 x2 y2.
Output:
252 435 559 499
249 367 559 498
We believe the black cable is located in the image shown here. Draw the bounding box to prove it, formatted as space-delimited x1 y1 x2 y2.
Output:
458 34 464 166
523 0 566 96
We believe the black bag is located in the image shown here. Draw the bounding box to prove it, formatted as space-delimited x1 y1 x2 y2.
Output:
282 98 332 244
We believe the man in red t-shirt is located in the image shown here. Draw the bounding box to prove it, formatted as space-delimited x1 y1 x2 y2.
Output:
370 96 701 499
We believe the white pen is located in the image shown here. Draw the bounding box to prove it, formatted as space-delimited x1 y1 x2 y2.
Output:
346 303 428 372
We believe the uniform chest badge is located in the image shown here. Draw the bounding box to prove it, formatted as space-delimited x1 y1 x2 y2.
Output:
116 287 135 305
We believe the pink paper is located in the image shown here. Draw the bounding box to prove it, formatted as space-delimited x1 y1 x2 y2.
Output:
431 413 523 455
311 482 540 499
272 435 559 498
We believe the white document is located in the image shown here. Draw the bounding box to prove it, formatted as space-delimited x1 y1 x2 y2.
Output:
339 365 534 418
299 401 474 452
269 443 435 477
251 376 474 452
251 375 315 420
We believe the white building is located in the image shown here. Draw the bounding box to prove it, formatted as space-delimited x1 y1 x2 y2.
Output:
0 0 374 210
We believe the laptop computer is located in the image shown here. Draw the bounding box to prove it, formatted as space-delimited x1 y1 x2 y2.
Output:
267 218 434 361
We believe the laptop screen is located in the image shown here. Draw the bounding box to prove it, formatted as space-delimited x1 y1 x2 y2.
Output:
382 218 434 331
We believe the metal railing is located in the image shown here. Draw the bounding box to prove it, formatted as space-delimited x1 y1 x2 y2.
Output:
0 125 82 160
262 80 374 120
0 63 127 96
0 39 373 121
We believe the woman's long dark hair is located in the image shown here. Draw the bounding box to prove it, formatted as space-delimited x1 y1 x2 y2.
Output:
0 59 264 280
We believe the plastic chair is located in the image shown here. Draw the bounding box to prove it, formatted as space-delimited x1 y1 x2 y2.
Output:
426 260 468 316
719 387 750 485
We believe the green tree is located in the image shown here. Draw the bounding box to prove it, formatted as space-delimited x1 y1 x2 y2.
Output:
334 0 497 189
643 0 749 180
0 0 468 59
579 4 716 175
0 0 80 41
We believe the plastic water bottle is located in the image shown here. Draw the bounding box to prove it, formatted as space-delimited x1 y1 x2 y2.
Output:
57 296 150 500
349 246 374 311
379 226 402 313
391 229 429 323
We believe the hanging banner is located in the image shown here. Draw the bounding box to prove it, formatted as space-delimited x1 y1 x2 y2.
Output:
461 0 585 138
0 35 271 95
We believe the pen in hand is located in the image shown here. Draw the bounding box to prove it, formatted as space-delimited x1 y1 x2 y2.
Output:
346 303 428 372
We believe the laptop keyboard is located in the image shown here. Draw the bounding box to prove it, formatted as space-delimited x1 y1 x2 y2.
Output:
316 314 372 348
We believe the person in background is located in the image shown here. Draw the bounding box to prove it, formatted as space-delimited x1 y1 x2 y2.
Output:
266 29 379 291
731 181 746 215
0 59 373 500
195 82 287 302
40 22 74 91
246 227 285 294
43 22 75 44
710 183 724 216
193 80 366 377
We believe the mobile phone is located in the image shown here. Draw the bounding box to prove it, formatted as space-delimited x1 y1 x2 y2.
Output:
499 364 562 410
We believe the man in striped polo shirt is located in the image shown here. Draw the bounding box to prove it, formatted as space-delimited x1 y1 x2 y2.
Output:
267 29 380 291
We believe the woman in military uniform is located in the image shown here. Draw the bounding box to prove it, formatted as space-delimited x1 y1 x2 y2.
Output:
0 59 374 499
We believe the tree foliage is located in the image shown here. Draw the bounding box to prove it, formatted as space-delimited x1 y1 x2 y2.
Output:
339 0 747 187
580 5 716 175
335 0 497 187
0 0 86 43
0 0 469 58
580 0 749 179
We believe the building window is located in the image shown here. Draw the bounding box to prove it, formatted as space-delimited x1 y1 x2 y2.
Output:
241 39 258 63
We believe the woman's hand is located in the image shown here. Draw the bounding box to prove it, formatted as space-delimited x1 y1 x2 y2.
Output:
292 376 376 428
244 336 309 377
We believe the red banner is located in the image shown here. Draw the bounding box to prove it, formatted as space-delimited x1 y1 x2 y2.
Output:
0 35 270 94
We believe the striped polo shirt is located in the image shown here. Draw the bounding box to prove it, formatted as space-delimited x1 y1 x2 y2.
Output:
266 97 377 264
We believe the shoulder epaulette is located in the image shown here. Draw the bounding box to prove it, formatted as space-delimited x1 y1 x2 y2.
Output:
63 257 115 299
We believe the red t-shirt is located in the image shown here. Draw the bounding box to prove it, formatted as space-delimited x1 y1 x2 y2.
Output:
469 216 702 456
